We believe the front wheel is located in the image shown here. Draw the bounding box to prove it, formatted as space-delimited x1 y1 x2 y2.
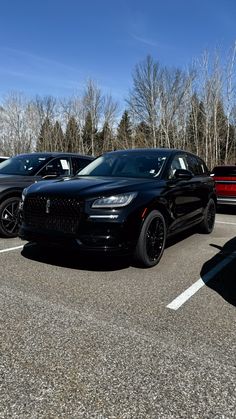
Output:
0 197 21 238
134 210 167 268
199 198 216 234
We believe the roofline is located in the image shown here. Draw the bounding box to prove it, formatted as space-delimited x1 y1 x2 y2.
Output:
14 152 93 158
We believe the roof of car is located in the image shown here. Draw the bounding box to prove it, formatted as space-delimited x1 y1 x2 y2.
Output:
105 148 180 155
15 152 93 159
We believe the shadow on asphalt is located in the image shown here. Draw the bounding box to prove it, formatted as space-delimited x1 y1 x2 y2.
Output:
21 227 200 272
216 205 236 215
21 242 132 272
165 226 198 248
201 237 236 307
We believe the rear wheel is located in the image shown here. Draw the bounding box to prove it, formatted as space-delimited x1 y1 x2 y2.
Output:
199 198 216 234
0 197 21 237
134 210 166 268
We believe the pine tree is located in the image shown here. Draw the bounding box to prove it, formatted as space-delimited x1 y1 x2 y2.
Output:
82 112 97 155
116 110 133 149
53 120 64 151
36 117 53 152
134 121 151 148
97 122 113 154
65 116 79 153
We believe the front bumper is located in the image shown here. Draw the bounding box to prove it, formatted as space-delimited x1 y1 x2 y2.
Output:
19 215 140 254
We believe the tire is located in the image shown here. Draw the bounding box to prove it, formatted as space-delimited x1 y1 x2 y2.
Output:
134 210 167 268
0 197 21 238
199 198 216 234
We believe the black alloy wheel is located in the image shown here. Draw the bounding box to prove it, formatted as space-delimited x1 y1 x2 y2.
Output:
199 198 216 234
134 210 167 268
0 197 21 238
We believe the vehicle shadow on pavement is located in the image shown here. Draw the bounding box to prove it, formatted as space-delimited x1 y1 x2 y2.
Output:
201 237 236 307
216 205 236 215
165 226 198 249
21 242 131 272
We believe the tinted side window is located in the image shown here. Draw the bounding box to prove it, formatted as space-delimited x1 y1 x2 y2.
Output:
186 155 205 176
39 158 71 177
72 157 92 175
168 155 188 179
197 157 209 175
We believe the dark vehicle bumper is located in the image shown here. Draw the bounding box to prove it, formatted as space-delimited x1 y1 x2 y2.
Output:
217 196 236 205
19 217 140 254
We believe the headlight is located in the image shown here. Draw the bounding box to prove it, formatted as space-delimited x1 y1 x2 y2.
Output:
19 188 28 210
92 192 137 208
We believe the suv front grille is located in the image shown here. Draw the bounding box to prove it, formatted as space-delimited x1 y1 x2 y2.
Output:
24 195 81 234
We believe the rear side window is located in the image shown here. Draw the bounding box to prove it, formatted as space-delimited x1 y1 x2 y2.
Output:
186 155 208 176
211 166 236 177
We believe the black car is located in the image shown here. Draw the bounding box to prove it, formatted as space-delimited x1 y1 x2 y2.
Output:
0 152 93 237
19 148 216 267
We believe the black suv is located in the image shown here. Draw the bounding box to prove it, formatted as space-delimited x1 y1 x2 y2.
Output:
0 152 93 237
19 148 216 268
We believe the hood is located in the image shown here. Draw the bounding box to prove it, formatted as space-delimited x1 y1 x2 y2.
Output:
26 176 163 198
0 174 35 182
0 174 37 191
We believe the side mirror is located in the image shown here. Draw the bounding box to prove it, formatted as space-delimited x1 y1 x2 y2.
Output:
174 169 193 180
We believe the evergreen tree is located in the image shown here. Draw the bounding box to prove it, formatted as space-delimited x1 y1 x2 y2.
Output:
36 117 53 152
65 116 79 153
97 122 113 154
134 121 151 148
82 112 97 155
53 120 64 151
116 110 132 149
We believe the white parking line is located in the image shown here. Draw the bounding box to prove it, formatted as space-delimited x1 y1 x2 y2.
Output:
167 251 236 310
216 221 236 226
0 245 24 253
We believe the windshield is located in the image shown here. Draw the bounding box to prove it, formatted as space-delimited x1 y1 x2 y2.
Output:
0 155 52 176
78 152 167 179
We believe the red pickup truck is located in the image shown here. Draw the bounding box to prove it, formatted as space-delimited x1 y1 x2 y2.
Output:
211 165 236 205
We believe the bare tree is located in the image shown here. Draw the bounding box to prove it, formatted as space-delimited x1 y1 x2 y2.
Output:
60 96 85 153
34 95 58 125
159 67 195 148
101 94 119 151
127 55 161 147
225 42 236 163
0 92 38 155
83 79 104 155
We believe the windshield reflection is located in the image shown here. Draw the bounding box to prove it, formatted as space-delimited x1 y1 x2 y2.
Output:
0 155 51 176
78 153 167 179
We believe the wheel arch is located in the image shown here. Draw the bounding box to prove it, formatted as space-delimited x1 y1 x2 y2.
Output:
209 192 217 206
0 189 23 205
141 200 171 230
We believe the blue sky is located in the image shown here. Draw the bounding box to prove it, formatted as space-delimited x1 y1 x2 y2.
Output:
0 0 235 103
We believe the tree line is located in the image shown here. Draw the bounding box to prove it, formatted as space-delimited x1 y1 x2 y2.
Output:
1 44 236 169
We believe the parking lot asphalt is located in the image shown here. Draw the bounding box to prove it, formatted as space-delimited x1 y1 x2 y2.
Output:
1 209 236 418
